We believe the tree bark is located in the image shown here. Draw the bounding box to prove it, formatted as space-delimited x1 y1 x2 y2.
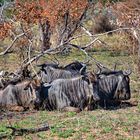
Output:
133 28 140 75
39 19 51 52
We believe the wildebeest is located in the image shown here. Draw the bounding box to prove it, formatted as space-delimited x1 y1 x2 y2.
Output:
36 73 100 111
38 60 86 72
95 69 132 108
39 62 86 83
0 79 40 111
36 67 131 110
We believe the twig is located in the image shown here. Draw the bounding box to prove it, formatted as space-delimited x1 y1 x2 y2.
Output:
68 34 87 42
81 38 99 49
69 43 108 68
28 40 40 80
91 27 133 37
67 4 89 39
23 42 69 68
81 25 93 37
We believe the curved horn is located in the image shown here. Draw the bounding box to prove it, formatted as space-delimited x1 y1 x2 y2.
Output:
83 59 90 64
123 69 132 76
96 64 102 74
80 65 86 75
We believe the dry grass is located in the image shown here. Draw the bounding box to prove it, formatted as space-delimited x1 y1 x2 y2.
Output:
0 33 140 139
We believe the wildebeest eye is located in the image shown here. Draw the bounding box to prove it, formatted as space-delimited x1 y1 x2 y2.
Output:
24 85 29 90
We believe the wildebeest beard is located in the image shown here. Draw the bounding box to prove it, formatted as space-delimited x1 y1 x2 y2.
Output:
97 73 131 101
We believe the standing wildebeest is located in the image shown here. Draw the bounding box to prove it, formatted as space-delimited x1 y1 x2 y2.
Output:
39 62 86 83
0 79 40 111
36 73 100 111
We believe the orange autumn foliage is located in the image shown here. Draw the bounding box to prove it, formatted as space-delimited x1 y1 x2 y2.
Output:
1 0 88 40
15 0 88 26
0 22 12 40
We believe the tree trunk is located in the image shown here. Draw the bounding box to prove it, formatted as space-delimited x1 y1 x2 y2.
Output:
133 28 140 75
138 41 140 74
39 19 51 52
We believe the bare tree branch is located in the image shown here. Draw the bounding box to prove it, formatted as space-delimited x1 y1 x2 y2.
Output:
0 33 25 55
23 42 69 68
69 43 108 69
67 4 89 39
81 38 99 49
81 25 93 37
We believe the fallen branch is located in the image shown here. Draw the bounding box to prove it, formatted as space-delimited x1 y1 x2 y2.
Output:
23 42 69 68
0 123 50 139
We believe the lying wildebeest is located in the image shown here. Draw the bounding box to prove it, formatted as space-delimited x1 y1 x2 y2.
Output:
95 69 132 108
35 73 100 111
38 62 86 83
36 68 131 111
0 79 40 111
96 69 131 100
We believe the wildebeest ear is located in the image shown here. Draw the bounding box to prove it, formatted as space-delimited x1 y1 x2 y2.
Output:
123 69 132 76
24 81 31 90
37 64 46 70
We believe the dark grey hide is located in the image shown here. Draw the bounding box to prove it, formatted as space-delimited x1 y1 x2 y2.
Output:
40 65 86 83
64 61 86 72
96 70 131 101
0 80 39 110
38 76 100 111
0 68 31 90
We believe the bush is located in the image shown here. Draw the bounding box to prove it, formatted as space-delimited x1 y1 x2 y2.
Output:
93 14 115 34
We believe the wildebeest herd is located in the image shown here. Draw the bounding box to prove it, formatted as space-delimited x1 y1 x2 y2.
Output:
0 61 132 112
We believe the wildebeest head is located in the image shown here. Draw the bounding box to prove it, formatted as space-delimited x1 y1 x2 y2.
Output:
96 70 131 101
37 63 59 70
64 61 86 73
22 79 41 109
38 62 86 83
